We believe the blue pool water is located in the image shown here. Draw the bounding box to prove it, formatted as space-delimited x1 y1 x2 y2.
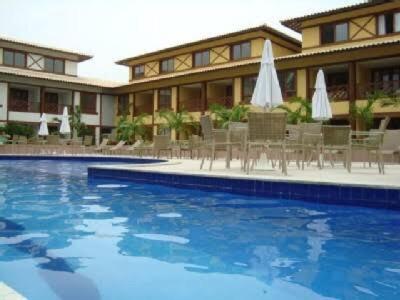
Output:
0 159 399 300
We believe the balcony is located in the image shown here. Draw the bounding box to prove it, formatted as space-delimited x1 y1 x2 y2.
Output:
44 103 72 114
309 84 349 101
358 80 400 99
207 97 233 109
178 98 204 112
9 99 40 113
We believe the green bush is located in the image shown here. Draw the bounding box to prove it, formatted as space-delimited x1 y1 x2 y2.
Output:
4 123 35 138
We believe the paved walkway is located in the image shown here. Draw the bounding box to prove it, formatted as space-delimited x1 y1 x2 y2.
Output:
92 158 400 189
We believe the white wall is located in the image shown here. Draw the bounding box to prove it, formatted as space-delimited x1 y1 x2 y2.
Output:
65 60 77 76
0 82 7 121
101 95 115 127
9 112 40 123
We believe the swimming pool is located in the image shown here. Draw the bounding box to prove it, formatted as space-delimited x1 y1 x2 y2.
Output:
0 159 399 300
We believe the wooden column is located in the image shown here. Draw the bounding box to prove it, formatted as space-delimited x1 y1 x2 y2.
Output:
348 61 357 129
201 82 207 114
305 68 310 100
40 87 45 114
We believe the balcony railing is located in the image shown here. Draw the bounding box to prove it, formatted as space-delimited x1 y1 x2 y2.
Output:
134 105 153 116
9 99 40 113
178 99 204 112
44 103 72 115
207 97 233 109
358 80 400 99
309 84 349 101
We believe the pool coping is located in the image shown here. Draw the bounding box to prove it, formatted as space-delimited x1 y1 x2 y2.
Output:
88 162 400 211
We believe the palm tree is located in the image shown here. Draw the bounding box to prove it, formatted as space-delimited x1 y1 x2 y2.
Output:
70 106 89 137
350 91 383 130
275 97 312 124
158 109 196 139
209 104 249 128
116 113 147 143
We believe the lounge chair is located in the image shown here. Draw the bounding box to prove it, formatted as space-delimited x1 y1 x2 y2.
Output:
94 138 109 153
121 140 144 155
105 140 126 155
245 112 287 175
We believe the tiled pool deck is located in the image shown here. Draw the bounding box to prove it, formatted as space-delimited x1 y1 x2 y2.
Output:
88 158 400 210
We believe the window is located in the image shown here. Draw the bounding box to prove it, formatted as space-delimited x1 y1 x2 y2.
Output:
231 42 251 60
194 50 210 67
80 92 97 114
321 22 348 44
133 65 145 78
118 94 130 115
3 50 26 68
372 67 400 96
9 88 29 112
44 57 64 74
160 58 174 73
277 71 296 99
378 12 400 35
158 88 172 110
242 75 257 104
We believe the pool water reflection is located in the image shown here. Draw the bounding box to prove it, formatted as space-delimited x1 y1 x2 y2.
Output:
0 159 399 300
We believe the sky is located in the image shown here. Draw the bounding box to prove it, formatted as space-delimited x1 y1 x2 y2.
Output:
0 0 361 83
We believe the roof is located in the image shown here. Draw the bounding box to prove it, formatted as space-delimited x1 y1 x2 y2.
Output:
276 38 400 61
119 57 262 86
0 35 93 62
118 38 400 87
116 24 301 65
281 0 390 32
0 65 122 88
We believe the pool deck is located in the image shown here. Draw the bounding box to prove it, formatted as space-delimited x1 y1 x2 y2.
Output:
90 158 400 189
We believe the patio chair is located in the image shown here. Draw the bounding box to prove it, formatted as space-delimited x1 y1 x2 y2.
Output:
83 135 93 146
47 135 60 145
94 138 109 153
350 130 385 174
228 122 248 169
301 123 323 170
378 116 391 132
321 125 351 172
152 135 172 158
378 130 400 163
285 124 302 169
199 115 241 171
245 112 287 175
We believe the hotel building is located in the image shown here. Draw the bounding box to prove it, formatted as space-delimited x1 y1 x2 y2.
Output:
1 0 399 143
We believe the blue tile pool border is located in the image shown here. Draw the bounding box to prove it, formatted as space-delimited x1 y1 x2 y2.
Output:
87 167 400 211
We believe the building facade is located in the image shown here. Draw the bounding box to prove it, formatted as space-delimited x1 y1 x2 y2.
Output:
0 36 119 144
114 0 400 140
1 0 399 143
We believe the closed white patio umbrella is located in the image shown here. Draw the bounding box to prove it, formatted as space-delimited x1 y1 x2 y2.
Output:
59 106 71 135
312 69 332 121
251 39 283 110
38 113 49 136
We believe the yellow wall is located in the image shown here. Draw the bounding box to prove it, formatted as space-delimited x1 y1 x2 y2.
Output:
296 69 307 99
302 27 320 49
0 48 3 64
349 16 376 40
175 54 192 71
210 45 230 64
250 38 264 57
331 101 349 116
145 61 159 77
234 77 241 105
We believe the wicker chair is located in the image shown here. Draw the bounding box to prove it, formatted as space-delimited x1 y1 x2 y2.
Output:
321 125 351 171
245 112 287 175
301 123 323 169
152 135 172 158
94 138 109 152
350 131 385 174
199 115 241 171
378 130 400 163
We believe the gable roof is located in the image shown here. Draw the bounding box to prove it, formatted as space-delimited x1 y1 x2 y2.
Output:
0 35 93 62
115 24 301 65
281 0 391 32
